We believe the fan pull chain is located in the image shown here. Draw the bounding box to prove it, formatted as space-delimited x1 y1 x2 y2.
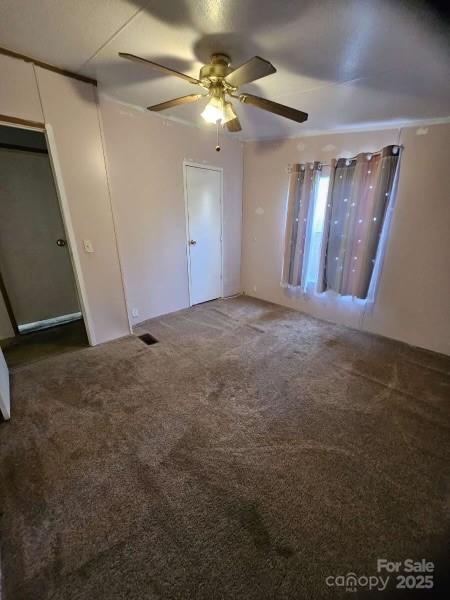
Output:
215 119 221 152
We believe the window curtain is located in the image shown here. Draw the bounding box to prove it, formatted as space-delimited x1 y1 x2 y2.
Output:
318 145 401 299
282 162 321 288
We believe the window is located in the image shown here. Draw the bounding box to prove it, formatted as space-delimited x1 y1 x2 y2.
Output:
304 173 329 287
318 146 401 299
282 145 401 301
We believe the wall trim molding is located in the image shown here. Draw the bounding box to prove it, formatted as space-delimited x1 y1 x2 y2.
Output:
0 45 97 86
0 114 45 130
98 93 450 144
243 116 450 143
98 92 205 131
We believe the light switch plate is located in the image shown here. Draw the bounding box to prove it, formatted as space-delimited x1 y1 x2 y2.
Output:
83 240 94 253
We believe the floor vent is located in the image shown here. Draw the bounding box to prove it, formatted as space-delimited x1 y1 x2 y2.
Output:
138 333 158 346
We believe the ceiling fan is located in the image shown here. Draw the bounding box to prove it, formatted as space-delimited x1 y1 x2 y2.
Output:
118 52 308 138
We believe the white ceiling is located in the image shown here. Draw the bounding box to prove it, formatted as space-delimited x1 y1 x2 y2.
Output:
1 0 449 140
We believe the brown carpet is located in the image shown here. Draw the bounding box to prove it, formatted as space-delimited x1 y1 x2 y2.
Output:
1 319 88 369
0 296 449 599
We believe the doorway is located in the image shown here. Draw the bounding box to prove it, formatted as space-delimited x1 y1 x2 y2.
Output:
0 124 88 366
184 164 223 306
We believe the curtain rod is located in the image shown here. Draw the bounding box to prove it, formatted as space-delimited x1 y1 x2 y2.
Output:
319 144 404 168
288 144 404 171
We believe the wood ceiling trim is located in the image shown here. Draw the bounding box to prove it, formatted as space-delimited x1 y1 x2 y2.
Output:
0 46 97 86
0 114 45 129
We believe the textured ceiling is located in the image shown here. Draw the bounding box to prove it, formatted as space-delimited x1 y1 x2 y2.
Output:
0 0 449 140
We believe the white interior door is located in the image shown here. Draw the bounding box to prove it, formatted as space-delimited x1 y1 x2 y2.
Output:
185 165 222 305
0 347 10 420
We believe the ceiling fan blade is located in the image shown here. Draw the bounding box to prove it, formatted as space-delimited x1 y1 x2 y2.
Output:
225 116 242 132
239 93 308 123
225 56 276 87
119 52 200 85
148 94 205 112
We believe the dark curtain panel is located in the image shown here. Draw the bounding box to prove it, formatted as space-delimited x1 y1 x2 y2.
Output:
318 145 401 299
282 162 321 288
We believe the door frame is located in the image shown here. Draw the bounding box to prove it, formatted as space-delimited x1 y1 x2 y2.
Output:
0 267 19 336
0 118 95 346
0 346 10 420
182 161 223 307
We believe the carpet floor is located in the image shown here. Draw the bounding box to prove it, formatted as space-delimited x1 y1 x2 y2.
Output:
1 319 88 369
0 296 449 599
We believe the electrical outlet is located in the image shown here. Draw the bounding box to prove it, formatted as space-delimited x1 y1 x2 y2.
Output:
131 308 139 318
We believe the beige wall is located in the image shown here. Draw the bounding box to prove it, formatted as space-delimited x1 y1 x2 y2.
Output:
36 68 130 344
0 54 45 339
0 54 43 123
0 53 130 345
2 49 448 356
99 95 243 324
242 123 450 355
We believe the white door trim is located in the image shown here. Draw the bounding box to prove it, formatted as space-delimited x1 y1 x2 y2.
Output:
0 118 95 346
183 161 223 307
45 124 96 345
0 347 10 420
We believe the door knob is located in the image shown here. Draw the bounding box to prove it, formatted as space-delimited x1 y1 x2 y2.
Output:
189 239 197 245
56 239 67 247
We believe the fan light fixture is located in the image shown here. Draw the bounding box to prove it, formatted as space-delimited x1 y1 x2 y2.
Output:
201 97 223 124
201 96 237 125
118 51 309 145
